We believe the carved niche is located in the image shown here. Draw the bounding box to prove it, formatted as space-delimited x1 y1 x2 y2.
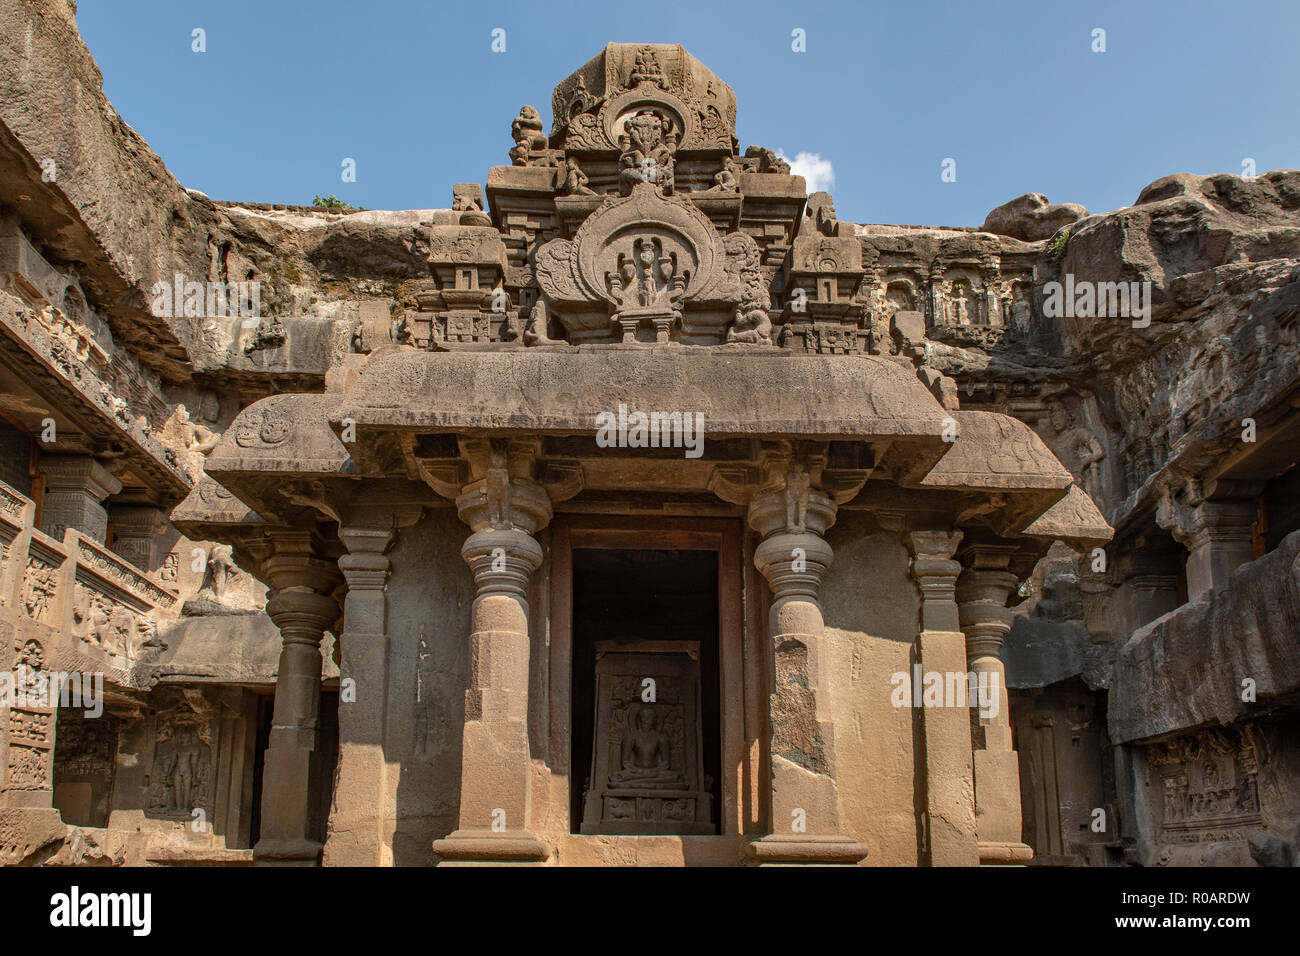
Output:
580 640 713 835
533 182 764 344
145 692 215 820
1147 727 1263 849
5 637 53 792
553 44 736 153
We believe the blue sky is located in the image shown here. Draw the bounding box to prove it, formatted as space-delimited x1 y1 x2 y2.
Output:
77 0 1299 226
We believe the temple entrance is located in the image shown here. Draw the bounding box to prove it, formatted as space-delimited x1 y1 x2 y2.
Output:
569 547 722 834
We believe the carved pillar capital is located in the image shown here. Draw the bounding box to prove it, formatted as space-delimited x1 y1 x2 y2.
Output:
37 453 122 544
906 529 963 633
1156 482 1259 599
108 504 166 574
955 543 1019 664
337 526 395 589
456 476 553 536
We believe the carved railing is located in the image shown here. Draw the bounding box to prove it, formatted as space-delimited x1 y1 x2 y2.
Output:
1 476 179 690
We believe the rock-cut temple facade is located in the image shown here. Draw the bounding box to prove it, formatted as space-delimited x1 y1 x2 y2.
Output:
1 8 1298 867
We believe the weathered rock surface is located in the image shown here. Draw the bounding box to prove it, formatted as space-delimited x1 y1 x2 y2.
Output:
980 192 1089 242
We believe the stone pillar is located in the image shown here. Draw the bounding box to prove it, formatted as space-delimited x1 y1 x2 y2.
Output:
906 529 979 866
322 524 395 867
108 505 166 573
1181 501 1257 601
745 480 866 865
957 542 1032 864
432 463 553 865
254 532 342 865
1117 536 1181 634
1158 483 1259 601
38 454 121 544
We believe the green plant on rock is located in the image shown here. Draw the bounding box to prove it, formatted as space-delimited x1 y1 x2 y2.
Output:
1045 227 1070 260
312 194 356 212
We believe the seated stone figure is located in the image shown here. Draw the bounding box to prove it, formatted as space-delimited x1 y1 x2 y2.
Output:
727 295 772 344
610 704 683 788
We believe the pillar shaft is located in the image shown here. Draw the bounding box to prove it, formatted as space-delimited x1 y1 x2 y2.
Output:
907 529 979 866
323 526 394 866
432 465 553 865
746 482 865 865
254 542 341 865
957 543 1031 862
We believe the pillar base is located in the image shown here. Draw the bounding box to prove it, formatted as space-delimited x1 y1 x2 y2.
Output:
978 840 1034 865
745 834 867 866
0 807 66 866
432 828 552 865
253 838 323 866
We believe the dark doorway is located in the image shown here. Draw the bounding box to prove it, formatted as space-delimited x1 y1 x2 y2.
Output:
569 548 721 834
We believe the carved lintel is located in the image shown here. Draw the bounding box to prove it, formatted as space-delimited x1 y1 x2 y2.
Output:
707 464 760 505
417 459 468 501
539 461 584 504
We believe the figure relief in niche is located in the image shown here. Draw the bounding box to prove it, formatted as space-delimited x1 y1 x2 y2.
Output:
784 463 812 532
523 298 561 345
611 703 683 788
727 287 772 345
949 280 977 326
618 111 676 196
713 156 740 192
558 156 596 196
1009 283 1033 332
627 46 668 89
153 724 207 814
175 392 221 456
608 236 685 315
1047 401 1105 503
485 445 511 530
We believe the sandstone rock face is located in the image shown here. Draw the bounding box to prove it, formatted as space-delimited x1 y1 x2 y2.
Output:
1 2 1297 871
980 193 1089 242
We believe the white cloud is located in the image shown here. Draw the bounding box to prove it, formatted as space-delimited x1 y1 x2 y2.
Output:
777 150 835 194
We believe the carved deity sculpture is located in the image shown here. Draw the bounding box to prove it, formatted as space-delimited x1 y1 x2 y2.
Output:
619 111 675 196
608 237 684 317
523 298 560 345
713 156 740 191
952 283 973 326
627 46 668 89
206 543 236 599
485 445 511 530
510 105 548 151
177 403 219 455
727 292 772 345
1048 402 1105 502
785 464 812 532
163 725 202 812
559 156 596 196
610 704 683 787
